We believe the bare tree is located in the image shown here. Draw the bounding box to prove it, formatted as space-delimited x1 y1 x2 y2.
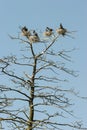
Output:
0 25 87 130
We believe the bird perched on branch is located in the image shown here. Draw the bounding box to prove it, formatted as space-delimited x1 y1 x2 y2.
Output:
28 30 40 43
56 23 67 36
21 26 31 38
56 23 76 38
43 27 53 36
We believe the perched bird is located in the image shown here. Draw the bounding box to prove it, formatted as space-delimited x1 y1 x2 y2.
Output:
28 30 40 43
43 27 53 36
56 23 67 36
56 23 76 38
21 26 31 38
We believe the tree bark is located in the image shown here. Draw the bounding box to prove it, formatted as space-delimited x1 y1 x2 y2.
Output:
28 58 37 130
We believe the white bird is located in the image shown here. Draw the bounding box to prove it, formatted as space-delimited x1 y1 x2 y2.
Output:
21 26 31 39
56 23 67 36
43 27 53 36
28 30 40 43
56 23 76 38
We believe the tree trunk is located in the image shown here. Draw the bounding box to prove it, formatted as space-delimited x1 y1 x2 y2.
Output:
28 58 37 130
28 86 34 130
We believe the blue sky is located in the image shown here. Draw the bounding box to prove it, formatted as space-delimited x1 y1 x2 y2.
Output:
0 0 87 129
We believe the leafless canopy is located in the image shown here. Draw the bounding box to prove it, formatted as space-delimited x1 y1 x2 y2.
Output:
0 26 87 130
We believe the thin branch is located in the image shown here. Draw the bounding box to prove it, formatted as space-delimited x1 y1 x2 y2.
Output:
37 35 59 58
0 86 30 99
